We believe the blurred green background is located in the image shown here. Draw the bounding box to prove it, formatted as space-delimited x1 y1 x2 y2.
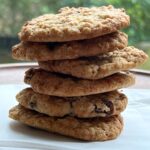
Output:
0 0 150 70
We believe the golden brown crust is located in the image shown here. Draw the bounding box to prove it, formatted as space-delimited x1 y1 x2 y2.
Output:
39 46 148 79
24 68 135 97
9 105 123 141
19 5 130 42
17 88 127 118
12 32 127 61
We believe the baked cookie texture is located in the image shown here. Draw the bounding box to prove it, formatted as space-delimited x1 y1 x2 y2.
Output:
12 32 127 61
9 105 123 141
19 5 130 42
17 88 127 118
9 5 149 141
39 46 148 79
24 68 135 97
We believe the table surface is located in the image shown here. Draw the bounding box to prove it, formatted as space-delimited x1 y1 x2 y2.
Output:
0 63 150 89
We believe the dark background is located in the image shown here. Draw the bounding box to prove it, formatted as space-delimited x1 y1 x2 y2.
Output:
0 0 150 70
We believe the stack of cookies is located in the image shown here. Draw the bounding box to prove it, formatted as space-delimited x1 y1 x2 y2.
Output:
9 6 148 141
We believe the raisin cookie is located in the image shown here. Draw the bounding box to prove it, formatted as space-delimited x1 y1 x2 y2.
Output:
12 32 127 61
17 88 127 118
24 68 135 97
39 46 148 79
9 105 123 141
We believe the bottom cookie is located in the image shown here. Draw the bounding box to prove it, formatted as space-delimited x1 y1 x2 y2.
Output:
9 105 123 141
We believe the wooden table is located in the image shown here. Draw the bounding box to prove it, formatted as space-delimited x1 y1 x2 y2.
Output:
0 63 150 89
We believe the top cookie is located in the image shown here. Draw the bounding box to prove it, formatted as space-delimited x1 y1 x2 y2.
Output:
19 5 130 42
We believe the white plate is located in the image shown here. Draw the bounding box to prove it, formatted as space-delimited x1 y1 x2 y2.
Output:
0 84 150 150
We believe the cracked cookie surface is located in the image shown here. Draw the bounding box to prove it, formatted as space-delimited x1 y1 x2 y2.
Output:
39 46 148 79
9 105 123 141
19 5 129 42
24 68 135 97
12 32 127 61
17 88 127 118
